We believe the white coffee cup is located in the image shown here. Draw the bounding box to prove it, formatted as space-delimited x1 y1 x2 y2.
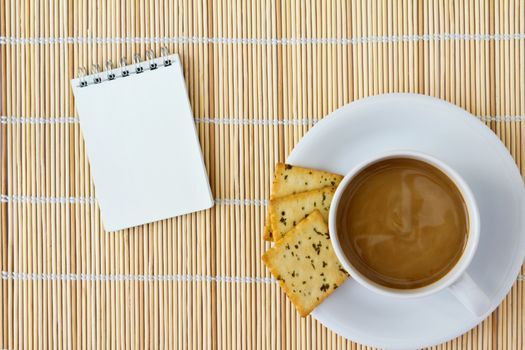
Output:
328 150 490 316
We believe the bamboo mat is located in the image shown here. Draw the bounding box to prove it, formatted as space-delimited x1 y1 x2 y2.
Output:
1 0 524 349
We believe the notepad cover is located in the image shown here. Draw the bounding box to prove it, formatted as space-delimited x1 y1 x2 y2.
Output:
72 55 213 231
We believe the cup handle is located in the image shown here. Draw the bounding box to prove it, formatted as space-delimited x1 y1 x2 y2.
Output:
448 273 491 316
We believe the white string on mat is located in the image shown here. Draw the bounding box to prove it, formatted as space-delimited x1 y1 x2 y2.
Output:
476 116 525 122
194 117 319 126
1 33 525 45
0 194 268 206
1 271 522 284
2 115 525 125
0 271 276 284
0 194 97 204
215 198 269 206
0 116 320 125
0 116 80 124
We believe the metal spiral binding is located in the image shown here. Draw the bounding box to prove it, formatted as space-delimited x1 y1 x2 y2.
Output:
76 47 173 87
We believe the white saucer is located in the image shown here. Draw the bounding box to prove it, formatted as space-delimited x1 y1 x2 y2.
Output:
287 94 525 349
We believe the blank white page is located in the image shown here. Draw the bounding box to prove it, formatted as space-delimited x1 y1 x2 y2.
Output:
72 55 213 231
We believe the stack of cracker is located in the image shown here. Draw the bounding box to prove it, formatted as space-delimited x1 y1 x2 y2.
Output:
262 163 349 317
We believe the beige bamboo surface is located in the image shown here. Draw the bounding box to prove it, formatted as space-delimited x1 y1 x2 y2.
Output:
0 0 524 349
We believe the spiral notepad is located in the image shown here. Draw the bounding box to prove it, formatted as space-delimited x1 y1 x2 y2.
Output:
71 50 213 232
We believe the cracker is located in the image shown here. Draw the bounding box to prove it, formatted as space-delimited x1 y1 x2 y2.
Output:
268 186 336 242
262 210 348 317
271 163 343 198
263 163 342 242
263 220 273 241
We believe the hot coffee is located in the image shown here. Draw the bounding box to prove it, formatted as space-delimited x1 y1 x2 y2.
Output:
336 157 469 289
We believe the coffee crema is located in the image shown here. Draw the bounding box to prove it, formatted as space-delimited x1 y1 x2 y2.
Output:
337 158 469 289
